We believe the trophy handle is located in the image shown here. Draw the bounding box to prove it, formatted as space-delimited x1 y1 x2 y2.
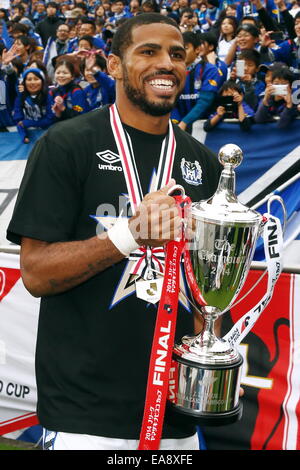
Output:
223 194 286 314
167 184 186 197
267 194 287 235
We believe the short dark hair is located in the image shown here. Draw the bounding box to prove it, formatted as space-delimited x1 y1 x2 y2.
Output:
238 48 260 67
81 17 96 27
182 31 201 49
219 80 244 95
47 2 58 9
76 2 88 11
199 32 218 51
180 7 194 17
236 23 259 38
111 13 179 59
12 23 29 35
14 4 25 14
80 53 107 74
240 16 259 27
78 35 94 48
272 66 294 85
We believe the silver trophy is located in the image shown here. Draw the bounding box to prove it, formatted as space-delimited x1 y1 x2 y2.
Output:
168 144 266 426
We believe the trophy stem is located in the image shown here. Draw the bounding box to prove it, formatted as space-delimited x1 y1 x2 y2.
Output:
197 308 219 350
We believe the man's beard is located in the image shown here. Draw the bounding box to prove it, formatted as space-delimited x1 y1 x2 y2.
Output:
122 67 180 117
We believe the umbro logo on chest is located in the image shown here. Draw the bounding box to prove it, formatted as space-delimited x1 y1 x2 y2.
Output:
96 150 123 172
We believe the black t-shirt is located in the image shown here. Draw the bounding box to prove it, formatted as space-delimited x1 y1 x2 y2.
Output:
7 106 222 439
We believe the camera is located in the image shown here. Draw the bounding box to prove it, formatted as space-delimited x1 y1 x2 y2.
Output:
272 84 288 96
217 96 238 118
236 60 245 78
269 32 284 41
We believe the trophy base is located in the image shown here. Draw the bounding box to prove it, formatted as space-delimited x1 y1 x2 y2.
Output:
168 349 243 426
166 400 243 427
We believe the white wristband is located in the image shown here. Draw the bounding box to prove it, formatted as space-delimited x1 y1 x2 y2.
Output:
107 217 140 257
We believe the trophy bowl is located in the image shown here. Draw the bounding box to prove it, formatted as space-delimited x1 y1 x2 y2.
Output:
168 144 264 426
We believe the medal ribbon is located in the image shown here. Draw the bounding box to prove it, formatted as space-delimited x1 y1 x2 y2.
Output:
109 104 176 278
138 194 191 451
223 214 283 348
109 103 176 214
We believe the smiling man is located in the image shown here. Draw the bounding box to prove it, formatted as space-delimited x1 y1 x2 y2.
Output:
7 13 221 451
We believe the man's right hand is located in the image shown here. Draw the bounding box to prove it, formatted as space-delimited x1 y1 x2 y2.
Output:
128 179 183 247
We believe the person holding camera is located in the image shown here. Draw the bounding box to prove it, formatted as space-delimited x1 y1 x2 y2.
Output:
204 80 255 131
179 7 201 33
254 65 297 127
81 52 115 111
171 31 220 132
267 10 300 79
230 49 265 110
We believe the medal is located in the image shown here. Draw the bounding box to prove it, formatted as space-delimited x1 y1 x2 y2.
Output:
109 104 177 302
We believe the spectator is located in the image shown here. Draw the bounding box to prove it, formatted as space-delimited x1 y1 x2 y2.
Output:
230 48 265 110
254 65 297 127
268 10 300 78
258 61 288 86
225 23 260 65
13 67 54 143
67 18 106 53
72 2 89 17
43 22 70 80
108 0 132 26
129 0 141 16
11 4 35 32
204 80 254 131
78 35 94 51
0 8 9 24
13 35 38 67
26 57 50 86
217 16 238 63
225 3 237 18
194 2 211 31
206 0 220 25
171 31 219 131
0 43 18 128
141 0 161 13
11 22 43 50
35 1 65 47
199 31 229 86
32 1 47 25
179 7 198 32
50 58 88 120
81 52 115 110
95 4 109 22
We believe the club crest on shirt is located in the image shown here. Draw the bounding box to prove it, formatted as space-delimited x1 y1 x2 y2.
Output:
180 158 202 186
96 150 123 172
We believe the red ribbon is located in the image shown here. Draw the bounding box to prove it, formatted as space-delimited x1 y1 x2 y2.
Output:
138 194 190 450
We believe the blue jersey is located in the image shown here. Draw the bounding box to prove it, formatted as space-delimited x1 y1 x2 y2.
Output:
271 39 300 76
171 60 219 124
236 0 279 22
67 36 106 54
13 93 54 129
49 82 89 120
216 58 228 87
83 71 115 111
0 68 17 127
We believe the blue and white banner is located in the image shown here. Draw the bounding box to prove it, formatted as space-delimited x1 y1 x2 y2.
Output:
0 120 299 446
0 128 44 248
193 119 300 261
0 121 299 254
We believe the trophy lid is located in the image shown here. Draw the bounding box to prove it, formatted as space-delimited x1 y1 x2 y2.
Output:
192 144 261 224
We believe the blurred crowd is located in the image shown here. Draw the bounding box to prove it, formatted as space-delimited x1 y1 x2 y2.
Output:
1 0 300 142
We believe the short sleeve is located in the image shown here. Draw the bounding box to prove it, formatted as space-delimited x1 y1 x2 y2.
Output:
7 131 83 245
